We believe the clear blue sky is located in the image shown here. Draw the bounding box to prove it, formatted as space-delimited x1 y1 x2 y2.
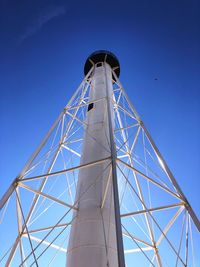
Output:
0 0 199 223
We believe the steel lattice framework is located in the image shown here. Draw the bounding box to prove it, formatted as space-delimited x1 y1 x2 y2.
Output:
0 53 199 267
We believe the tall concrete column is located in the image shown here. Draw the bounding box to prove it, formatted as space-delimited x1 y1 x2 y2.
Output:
66 51 123 267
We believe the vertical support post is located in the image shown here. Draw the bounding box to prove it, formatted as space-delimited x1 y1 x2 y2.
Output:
104 63 125 267
67 51 125 267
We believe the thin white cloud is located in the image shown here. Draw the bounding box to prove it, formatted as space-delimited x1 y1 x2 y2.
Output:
18 5 66 44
